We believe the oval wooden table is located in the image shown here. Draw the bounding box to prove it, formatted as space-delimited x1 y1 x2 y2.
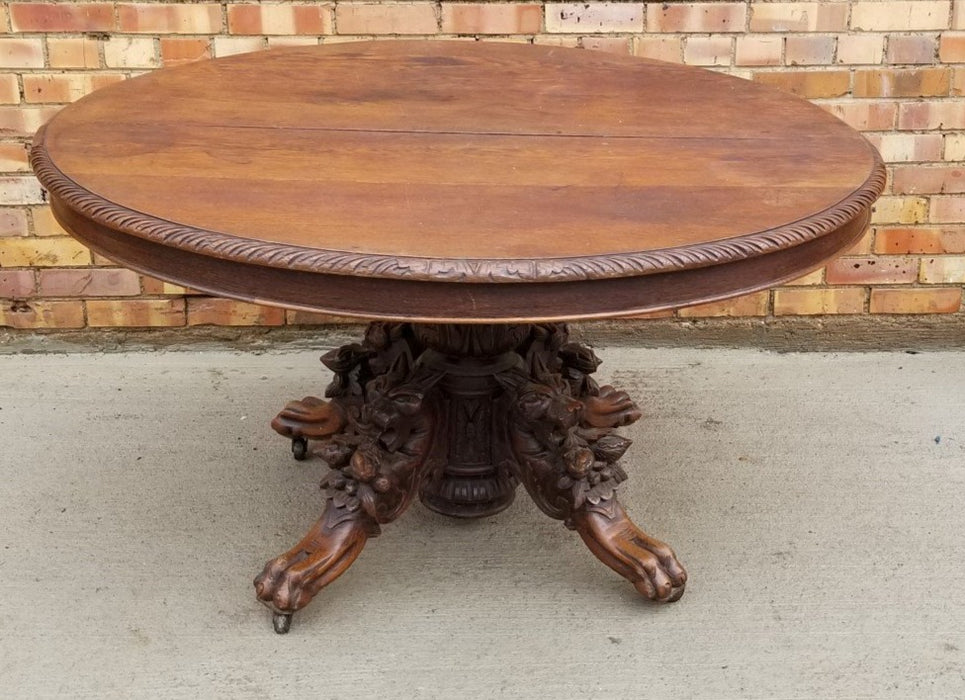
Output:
31 41 884 633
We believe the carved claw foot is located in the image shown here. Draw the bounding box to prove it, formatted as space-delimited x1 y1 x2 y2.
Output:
254 503 375 630
271 397 348 460
572 500 686 602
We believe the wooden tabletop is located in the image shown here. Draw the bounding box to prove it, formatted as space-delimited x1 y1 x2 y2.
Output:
32 41 885 322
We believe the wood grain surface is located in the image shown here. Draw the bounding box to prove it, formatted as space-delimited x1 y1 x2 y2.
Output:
31 40 885 321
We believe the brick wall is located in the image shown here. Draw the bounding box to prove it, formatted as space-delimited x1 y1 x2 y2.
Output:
1 1 964 330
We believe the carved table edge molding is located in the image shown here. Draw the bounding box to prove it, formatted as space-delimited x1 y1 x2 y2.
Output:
30 126 887 285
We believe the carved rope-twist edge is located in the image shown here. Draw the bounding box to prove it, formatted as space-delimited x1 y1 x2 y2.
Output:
30 126 887 285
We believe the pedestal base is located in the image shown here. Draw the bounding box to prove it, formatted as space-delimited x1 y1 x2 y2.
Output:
257 323 686 632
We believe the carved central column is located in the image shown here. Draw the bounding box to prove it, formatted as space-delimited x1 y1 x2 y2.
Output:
413 324 530 518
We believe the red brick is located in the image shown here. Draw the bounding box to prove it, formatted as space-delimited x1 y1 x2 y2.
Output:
931 196 965 222
851 1 951 32
442 3 541 35
160 38 212 66
887 34 939 65
825 256 918 285
678 291 769 318
228 4 333 35
38 269 141 297
0 270 34 297
0 300 84 329
749 2 847 32
874 227 965 254
920 256 965 283
140 276 198 295
823 101 896 131
773 288 867 315
941 32 965 62
118 4 223 34
187 297 285 326
897 101 965 130
86 299 185 327
0 209 28 237
853 68 950 97
335 3 438 35
892 166 965 195
785 35 835 66
9 3 114 32
545 3 643 33
869 288 961 314
648 2 746 33
0 38 44 69
753 70 850 98
47 38 102 69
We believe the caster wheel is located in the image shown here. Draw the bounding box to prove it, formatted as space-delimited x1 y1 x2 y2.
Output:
291 437 309 461
272 612 293 634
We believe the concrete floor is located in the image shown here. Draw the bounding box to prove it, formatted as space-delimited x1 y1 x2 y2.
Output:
0 346 963 698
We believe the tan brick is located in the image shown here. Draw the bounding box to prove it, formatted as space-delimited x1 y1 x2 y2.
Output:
897 101 965 130
874 226 965 254
853 68 950 97
38 268 141 297
213 37 266 57
920 256 965 283
23 73 125 104
30 206 68 237
836 34 884 65
140 276 197 295
0 141 29 171
532 35 580 49
9 3 114 32
887 34 939 65
734 35 782 66
187 297 285 326
753 70 850 98
784 269 825 286
0 38 44 69
0 270 34 297
228 4 333 36
892 165 965 195
0 75 19 104
785 35 835 65
267 37 321 49
648 2 745 33
546 3 643 33
851 1 950 32
0 176 44 205
684 36 732 66
875 133 943 162
825 255 918 284
952 68 965 95
956 0 965 29
870 287 961 313
160 38 212 67
0 300 84 329
940 33 965 62
773 288 867 315
634 36 683 63
0 208 28 237
823 101 896 131
749 2 847 32
678 291 769 318
580 37 631 55
931 195 965 222
441 3 541 35
0 106 60 137
86 298 185 327
335 3 438 35
47 38 102 69
104 37 158 69
0 237 92 267
118 4 223 34
870 196 929 224
843 230 875 256
945 133 965 161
